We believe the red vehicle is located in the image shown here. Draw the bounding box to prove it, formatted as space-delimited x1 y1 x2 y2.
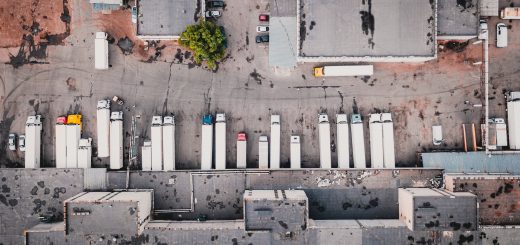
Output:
237 132 247 141
259 14 269 22
56 116 67 124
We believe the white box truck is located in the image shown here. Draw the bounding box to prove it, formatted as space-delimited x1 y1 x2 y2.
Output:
351 114 366 168
95 32 109 70
25 115 42 168
313 65 373 77
141 141 152 171
55 117 67 168
369 114 384 169
270 115 281 169
96 100 110 158
215 113 226 170
66 124 81 168
336 114 350 169
290 135 301 169
77 138 92 169
163 116 175 171
494 118 508 147
506 92 520 149
151 116 163 171
381 113 395 168
110 111 123 169
201 114 214 170
258 135 269 169
236 132 247 168
318 114 332 169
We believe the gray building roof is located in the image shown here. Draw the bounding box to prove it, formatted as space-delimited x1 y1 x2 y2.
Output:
437 0 478 39
269 17 298 68
421 152 520 174
297 0 437 62
136 0 199 38
480 0 499 16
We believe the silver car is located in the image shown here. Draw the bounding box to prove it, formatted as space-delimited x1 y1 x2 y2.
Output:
8 133 16 151
19 135 26 152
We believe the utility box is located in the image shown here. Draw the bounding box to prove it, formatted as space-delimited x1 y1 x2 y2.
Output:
244 190 308 233
398 188 477 232
64 191 153 236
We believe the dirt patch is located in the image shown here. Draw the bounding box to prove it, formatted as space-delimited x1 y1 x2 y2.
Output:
0 0 68 48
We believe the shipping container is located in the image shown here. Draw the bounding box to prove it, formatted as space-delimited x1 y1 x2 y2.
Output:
381 113 395 168
270 115 281 169
77 138 92 169
290 135 301 169
55 118 67 168
25 115 42 168
66 124 81 168
151 116 163 171
258 135 269 169
506 92 520 149
215 113 226 169
201 114 214 170
351 114 366 168
96 100 110 158
336 114 350 168
110 111 124 169
163 116 175 171
318 114 332 169
236 132 247 168
141 141 152 171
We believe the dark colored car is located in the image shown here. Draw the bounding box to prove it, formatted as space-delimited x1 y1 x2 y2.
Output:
256 35 269 43
207 1 225 8
259 14 269 22
219 26 228 48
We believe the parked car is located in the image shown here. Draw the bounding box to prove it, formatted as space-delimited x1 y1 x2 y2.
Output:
259 14 269 22
255 35 269 43
478 20 488 40
497 23 508 48
219 26 228 48
131 6 137 24
8 134 16 151
205 10 221 18
207 1 224 8
256 26 269 32
19 135 26 152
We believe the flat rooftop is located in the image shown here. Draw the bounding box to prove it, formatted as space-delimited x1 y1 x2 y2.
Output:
298 0 436 61
137 0 198 37
437 0 478 38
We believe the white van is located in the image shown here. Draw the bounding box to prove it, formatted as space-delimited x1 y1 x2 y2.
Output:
497 23 508 48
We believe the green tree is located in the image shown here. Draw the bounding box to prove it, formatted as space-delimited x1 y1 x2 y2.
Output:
179 21 226 69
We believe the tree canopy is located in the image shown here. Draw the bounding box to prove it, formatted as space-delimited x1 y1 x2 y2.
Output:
179 21 226 69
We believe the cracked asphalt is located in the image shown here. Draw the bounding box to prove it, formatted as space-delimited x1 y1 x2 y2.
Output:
1 0 520 169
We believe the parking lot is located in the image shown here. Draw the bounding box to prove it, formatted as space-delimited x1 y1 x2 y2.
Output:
1 0 520 169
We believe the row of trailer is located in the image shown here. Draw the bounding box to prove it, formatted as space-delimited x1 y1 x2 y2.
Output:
141 116 176 171
55 114 91 169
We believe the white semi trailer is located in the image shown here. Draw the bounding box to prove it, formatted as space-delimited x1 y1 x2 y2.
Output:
369 114 384 169
25 115 42 168
318 114 332 169
163 116 175 171
215 113 226 170
236 132 247 169
290 135 301 169
336 114 350 169
55 118 67 168
95 32 109 70
110 111 123 169
151 116 163 170
506 92 520 149
351 114 366 168
96 100 110 158
66 124 81 168
77 138 92 169
201 114 214 170
141 141 152 171
381 113 395 168
258 135 269 169
270 115 280 169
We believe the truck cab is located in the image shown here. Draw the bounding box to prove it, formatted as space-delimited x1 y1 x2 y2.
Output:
313 67 325 77
318 114 329 123
203 114 213 125
237 132 247 141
